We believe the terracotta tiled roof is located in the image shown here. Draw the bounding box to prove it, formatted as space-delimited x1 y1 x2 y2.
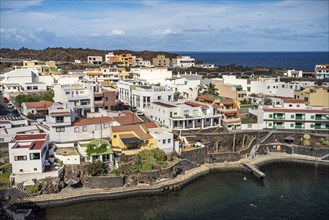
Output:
15 133 47 141
185 102 209 109
50 111 70 116
119 110 134 115
73 117 114 126
220 99 235 105
143 122 159 129
12 140 46 150
112 115 143 125
152 102 176 108
111 124 152 140
197 95 215 102
263 108 329 113
24 101 53 111
283 99 305 104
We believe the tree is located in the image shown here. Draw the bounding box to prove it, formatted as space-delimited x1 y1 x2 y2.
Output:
173 92 183 101
88 161 106 176
203 83 218 96
263 98 273 106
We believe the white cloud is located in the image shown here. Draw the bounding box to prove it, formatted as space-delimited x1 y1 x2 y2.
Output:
108 29 126 36
153 28 177 36
1 0 43 10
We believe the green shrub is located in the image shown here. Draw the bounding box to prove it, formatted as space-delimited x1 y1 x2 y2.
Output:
303 134 311 140
130 149 167 173
113 169 120 177
88 161 106 176
303 139 311 146
28 183 40 195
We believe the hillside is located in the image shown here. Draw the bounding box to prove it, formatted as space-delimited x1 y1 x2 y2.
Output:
0 47 179 62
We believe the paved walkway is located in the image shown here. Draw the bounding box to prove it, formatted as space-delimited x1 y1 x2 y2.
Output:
16 153 329 204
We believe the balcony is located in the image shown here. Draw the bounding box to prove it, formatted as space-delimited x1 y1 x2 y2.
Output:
222 118 241 124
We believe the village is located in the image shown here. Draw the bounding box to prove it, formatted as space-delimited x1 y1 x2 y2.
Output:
0 52 328 216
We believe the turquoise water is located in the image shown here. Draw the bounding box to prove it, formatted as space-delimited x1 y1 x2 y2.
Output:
37 163 329 220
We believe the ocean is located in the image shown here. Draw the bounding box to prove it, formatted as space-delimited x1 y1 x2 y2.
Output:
36 163 329 220
176 51 329 71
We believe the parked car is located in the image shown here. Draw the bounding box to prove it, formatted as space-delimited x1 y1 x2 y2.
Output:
2 97 9 103
12 109 20 116
136 111 144 116
130 106 137 112
7 103 13 108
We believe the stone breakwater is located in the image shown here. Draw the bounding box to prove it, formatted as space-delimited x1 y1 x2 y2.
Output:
13 154 329 209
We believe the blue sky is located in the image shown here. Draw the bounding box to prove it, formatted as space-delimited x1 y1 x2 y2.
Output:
0 0 328 51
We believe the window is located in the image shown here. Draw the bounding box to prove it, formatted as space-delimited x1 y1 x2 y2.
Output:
163 140 166 144
184 110 189 116
311 124 315 128
168 139 171 143
269 114 273 118
20 169 23 172
27 86 32 90
14 155 27 161
30 153 41 160
74 127 79 133
145 140 149 144
158 96 161 100
311 115 315 119
291 115 295 119
56 127 65 132
55 116 64 123
66 92 70 95
289 104 292 107
34 168 37 171
297 105 300 107
83 126 87 131
33 86 38 90
114 135 117 138
290 123 294 127
268 123 272 127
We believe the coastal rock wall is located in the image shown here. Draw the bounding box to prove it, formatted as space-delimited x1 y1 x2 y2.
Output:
180 147 208 165
85 176 124 189
160 159 197 179
209 152 242 163
258 144 329 157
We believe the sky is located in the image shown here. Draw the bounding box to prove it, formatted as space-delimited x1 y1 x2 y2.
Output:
0 0 328 51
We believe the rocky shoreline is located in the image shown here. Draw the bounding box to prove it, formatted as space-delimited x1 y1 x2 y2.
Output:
10 154 329 210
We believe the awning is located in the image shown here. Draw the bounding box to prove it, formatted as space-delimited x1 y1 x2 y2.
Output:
121 137 142 144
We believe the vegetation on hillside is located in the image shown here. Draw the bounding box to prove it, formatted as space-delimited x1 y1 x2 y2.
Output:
0 47 179 62
14 90 54 107
130 149 168 173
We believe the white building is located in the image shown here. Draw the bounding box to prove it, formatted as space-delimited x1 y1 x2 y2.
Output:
84 67 120 83
9 133 63 184
149 126 177 153
21 101 54 116
315 64 329 79
145 100 221 131
162 77 200 100
249 77 304 98
0 125 42 143
249 99 329 131
117 80 174 109
54 143 80 165
176 56 195 68
53 83 95 115
222 75 249 91
105 52 115 63
3 69 47 95
87 56 103 64
134 67 172 84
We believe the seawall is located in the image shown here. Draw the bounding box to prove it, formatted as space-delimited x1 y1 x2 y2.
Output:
11 154 329 209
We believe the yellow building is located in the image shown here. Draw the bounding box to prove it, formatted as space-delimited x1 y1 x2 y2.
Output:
110 124 157 155
294 86 329 107
118 54 135 66
152 54 170 67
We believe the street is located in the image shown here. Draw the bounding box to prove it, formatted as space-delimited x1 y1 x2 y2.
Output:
0 95 13 116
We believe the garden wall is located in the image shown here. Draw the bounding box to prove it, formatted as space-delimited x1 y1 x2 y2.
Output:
85 176 124 189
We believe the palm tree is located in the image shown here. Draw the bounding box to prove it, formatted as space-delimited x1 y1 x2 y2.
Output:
203 83 218 96
173 92 183 101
